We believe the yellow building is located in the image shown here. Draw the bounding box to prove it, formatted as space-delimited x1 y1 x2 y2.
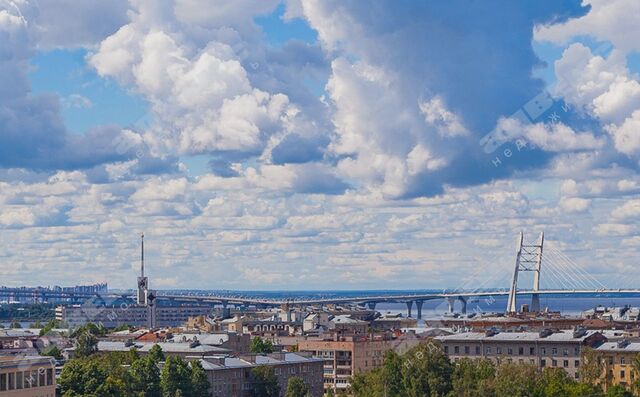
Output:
595 340 640 392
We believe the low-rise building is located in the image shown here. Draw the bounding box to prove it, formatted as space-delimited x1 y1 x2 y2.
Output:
196 352 325 397
329 315 369 335
0 355 56 396
169 332 251 354
66 341 231 359
435 329 607 379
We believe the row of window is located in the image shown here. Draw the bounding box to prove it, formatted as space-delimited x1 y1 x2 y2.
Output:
0 368 54 391
445 345 580 356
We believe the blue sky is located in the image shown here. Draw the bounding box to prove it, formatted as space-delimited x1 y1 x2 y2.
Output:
1 0 640 290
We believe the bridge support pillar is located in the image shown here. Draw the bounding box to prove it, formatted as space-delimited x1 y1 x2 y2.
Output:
406 301 413 318
415 301 424 319
447 297 456 313
458 297 467 314
367 302 377 310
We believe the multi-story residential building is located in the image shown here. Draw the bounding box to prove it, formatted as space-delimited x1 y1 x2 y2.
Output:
297 333 424 393
435 329 607 379
195 352 325 397
0 355 56 396
595 340 640 392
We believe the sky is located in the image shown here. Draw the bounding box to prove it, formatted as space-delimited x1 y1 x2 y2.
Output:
1 0 640 291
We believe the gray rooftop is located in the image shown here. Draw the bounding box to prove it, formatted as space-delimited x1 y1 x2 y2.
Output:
596 342 640 352
94 341 230 354
435 330 600 343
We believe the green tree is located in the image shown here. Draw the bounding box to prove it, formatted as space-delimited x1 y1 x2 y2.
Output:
39 319 62 336
251 337 275 353
581 347 605 387
130 356 161 397
74 331 98 358
160 355 193 397
190 360 211 397
536 367 576 397
400 342 453 397
41 345 63 360
285 376 310 397
492 363 537 397
606 384 632 397
450 358 496 397
631 353 640 396
9 319 21 328
59 357 108 396
351 367 384 396
148 344 165 363
251 365 280 397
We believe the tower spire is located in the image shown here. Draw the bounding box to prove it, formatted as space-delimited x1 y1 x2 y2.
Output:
141 233 145 278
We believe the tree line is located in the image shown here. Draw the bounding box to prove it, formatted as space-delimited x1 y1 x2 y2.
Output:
58 325 314 397
350 341 636 397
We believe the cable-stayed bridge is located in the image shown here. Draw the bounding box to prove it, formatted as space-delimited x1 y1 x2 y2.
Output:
2 231 639 318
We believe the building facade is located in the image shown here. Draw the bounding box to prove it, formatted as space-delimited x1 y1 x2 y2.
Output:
297 333 423 393
0 355 56 397
435 329 607 379
595 340 640 392
56 302 215 328
197 352 325 397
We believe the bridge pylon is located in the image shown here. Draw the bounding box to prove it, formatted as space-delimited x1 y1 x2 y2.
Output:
506 231 544 314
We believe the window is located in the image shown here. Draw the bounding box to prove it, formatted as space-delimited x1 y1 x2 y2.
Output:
563 349 569 356
0 373 6 391
621 370 626 379
551 348 558 355
575 360 580 368
508 348 513 355
464 346 470 354
518 347 524 355
529 347 535 355
541 347 546 355
621 357 626 365
541 359 546 367
454 346 459 354
496 347 502 354
444 346 449 354
575 372 580 379
8 373 14 390
574 347 580 355
552 359 557 367
563 360 569 368
475 346 480 355
486 347 492 354
16 372 22 390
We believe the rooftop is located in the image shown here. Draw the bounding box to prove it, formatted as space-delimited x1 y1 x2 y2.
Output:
435 330 601 343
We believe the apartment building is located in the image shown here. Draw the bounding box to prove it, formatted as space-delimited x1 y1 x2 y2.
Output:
297 333 423 393
195 352 325 397
0 355 56 397
435 329 607 379
595 340 640 392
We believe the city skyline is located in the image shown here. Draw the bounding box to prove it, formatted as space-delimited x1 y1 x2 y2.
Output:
1 0 639 290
